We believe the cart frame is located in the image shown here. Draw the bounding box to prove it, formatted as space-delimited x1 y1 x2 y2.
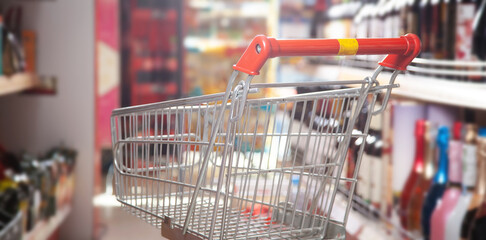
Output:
111 34 420 239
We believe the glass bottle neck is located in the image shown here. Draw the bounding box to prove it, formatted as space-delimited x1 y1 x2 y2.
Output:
449 140 463 184
414 134 425 173
434 142 448 184
463 144 478 189
475 139 486 197
424 126 437 180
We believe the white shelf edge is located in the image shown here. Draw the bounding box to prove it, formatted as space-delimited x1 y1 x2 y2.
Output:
324 65 486 110
23 205 71 240
0 73 39 96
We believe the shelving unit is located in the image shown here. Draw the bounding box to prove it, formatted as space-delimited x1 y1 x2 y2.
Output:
23 206 71 240
0 73 39 96
296 64 486 110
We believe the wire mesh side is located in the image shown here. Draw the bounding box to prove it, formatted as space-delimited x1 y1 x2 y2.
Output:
110 78 388 239
217 86 376 239
0 212 22 240
111 94 237 233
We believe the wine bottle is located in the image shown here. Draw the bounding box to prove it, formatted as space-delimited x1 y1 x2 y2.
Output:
399 120 426 229
399 0 409 36
381 101 394 218
406 0 421 35
366 105 384 210
455 0 478 61
444 0 457 60
382 0 392 38
407 121 437 234
358 134 375 204
422 126 450 240
424 122 438 188
419 0 433 58
430 123 463 240
391 0 402 37
472 0 486 60
445 124 478 240
370 129 383 210
430 0 446 59
464 128 486 239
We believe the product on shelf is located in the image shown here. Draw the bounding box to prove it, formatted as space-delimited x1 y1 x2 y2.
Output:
419 0 432 58
472 0 486 60
2 6 26 76
392 102 426 199
430 122 463 240
422 126 450 240
444 0 457 60
407 120 436 236
0 15 3 76
430 0 446 59
369 114 384 211
464 128 486 239
22 30 36 73
0 145 76 237
323 0 486 81
407 121 437 235
357 135 372 204
455 0 478 61
445 123 478 240
380 99 394 219
399 119 426 229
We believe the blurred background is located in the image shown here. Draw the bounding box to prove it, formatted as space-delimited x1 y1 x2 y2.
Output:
0 0 485 239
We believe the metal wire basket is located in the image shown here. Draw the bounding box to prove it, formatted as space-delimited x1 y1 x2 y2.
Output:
0 212 22 240
111 34 420 239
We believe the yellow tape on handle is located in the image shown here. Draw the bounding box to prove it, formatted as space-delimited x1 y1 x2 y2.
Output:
337 39 359 55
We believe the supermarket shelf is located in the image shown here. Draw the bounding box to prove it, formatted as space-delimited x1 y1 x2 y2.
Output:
0 73 39 96
23 206 71 240
316 65 486 110
184 37 246 55
189 1 269 19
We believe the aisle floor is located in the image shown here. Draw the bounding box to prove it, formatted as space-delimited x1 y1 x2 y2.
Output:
96 195 164 240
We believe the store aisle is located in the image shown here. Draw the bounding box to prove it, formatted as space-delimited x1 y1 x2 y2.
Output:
96 196 164 240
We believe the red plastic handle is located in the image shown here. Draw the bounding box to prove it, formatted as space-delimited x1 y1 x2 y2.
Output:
233 34 421 75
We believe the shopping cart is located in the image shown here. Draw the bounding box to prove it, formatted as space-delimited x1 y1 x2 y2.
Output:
111 34 420 239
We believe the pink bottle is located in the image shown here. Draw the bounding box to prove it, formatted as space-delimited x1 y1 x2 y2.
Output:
430 138 463 240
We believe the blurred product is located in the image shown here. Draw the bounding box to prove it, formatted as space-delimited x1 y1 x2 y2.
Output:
406 0 421 35
22 30 36 73
407 121 436 234
399 119 426 229
472 0 486 60
357 133 372 204
445 124 478 240
444 0 457 60
380 100 394 218
120 0 182 106
2 6 25 75
455 0 478 61
430 123 463 240
420 0 433 58
422 126 450 240
465 128 486 239
430 0 445 59
369 116 384 210
0 145 76 236
0 15 3 76
392 102 426 196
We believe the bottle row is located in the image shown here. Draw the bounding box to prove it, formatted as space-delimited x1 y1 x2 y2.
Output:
0 6 36 76
341 100 486 239
318 0 486 81
399 121 486 240
0 145 76 237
